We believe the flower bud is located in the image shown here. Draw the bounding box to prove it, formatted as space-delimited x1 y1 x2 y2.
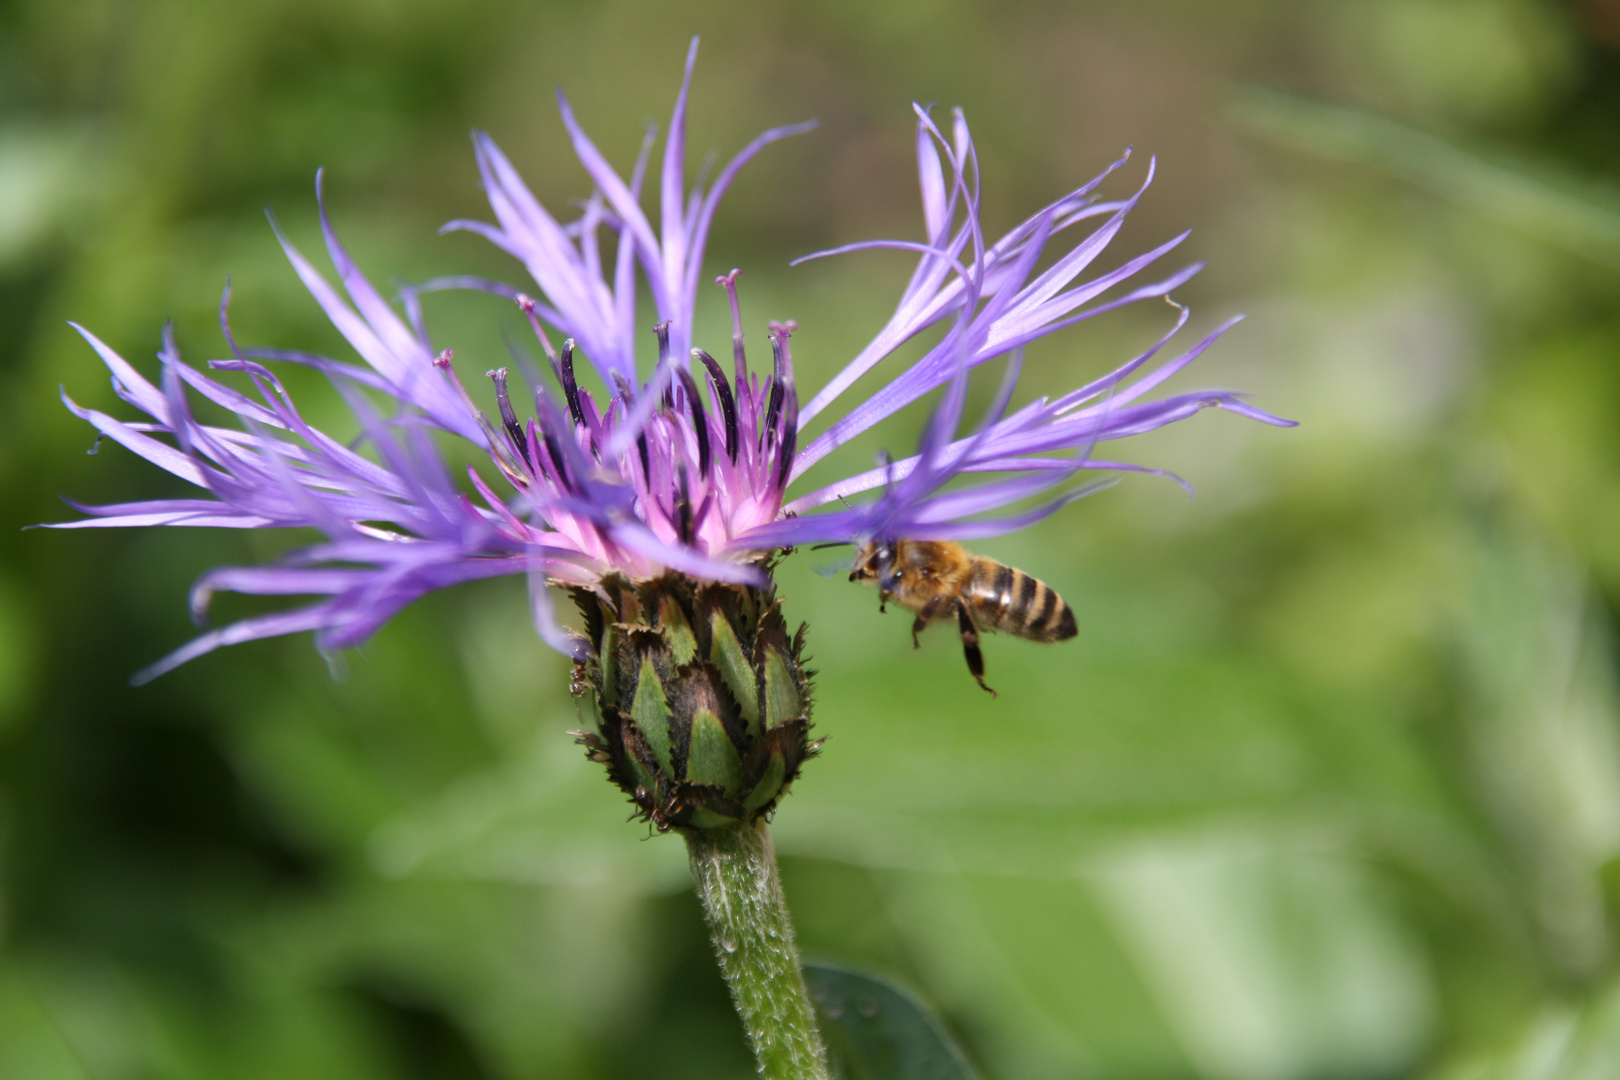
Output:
571 572 817 831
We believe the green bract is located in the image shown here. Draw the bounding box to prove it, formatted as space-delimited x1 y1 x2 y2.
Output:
571 571 817 831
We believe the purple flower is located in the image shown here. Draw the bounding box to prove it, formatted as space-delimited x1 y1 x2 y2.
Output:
48 41 1293 683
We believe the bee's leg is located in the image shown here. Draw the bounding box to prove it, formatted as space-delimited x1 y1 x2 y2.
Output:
955 599 996 697
911 597 947 648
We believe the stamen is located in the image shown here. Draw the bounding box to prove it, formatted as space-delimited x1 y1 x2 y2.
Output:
717 269 749 399
435 349 528 484
614 374 652 482
486 367 530 465
529 415 575 494
674 365 711 479
574 386 603 459
692 348 738 463
558 338 585 427
433 348 469 399
519 297 590 439
690 490 715 539
499 327 545 396
769 321 800 489
436 349 492 427
762 353 785 453
515 294 559 363
654 321 674 410
674 464 694 546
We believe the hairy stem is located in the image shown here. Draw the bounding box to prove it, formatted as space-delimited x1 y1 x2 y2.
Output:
685 820 830 1080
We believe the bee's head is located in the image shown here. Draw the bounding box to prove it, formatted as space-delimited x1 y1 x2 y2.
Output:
873 541 901 599
849 540 902 600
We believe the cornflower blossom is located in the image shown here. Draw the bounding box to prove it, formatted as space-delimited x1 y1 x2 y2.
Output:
49 42 1292 690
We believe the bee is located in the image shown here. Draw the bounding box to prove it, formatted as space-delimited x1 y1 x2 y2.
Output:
849 539 1076 696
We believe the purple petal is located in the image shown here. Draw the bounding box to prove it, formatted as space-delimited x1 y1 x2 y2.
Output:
132 605 336 686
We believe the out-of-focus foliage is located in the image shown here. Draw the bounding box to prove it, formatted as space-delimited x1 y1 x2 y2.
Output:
5 1 1620 1078
806 963 976 1080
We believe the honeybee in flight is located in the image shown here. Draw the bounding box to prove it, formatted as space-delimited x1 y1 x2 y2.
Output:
849 539 1076 696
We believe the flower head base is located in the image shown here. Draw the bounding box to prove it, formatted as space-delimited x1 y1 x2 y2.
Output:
572 571 815 831
48 40 1294 770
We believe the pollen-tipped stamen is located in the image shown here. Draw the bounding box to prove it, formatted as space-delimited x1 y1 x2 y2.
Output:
557 339 586 428
434 350 528 484
487 367 530 465
515 293 560 363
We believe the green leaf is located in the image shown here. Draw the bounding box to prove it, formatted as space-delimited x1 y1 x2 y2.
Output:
805 964 976 1080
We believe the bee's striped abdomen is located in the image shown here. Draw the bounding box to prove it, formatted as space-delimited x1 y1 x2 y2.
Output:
964 558 1077 642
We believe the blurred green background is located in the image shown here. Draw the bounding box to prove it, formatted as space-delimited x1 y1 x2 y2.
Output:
6 0 1620 1077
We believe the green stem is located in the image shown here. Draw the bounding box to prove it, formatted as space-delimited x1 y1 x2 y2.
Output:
685 820 830 1080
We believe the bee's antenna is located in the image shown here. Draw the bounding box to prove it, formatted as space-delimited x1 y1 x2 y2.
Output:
809 541 852 551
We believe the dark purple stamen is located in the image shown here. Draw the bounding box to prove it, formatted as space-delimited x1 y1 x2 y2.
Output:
692 348 738 463
487 367 529 465
717 270 750 404
776 417 797 488
690 490 715 539
614 373 652 481
538 421 575 494
769 322 799 488
762 373 784 454
558 338 585 428
674 365 711 479
574 387 603 459
674 464 694 545
437 350 528 483
654 322 674 410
